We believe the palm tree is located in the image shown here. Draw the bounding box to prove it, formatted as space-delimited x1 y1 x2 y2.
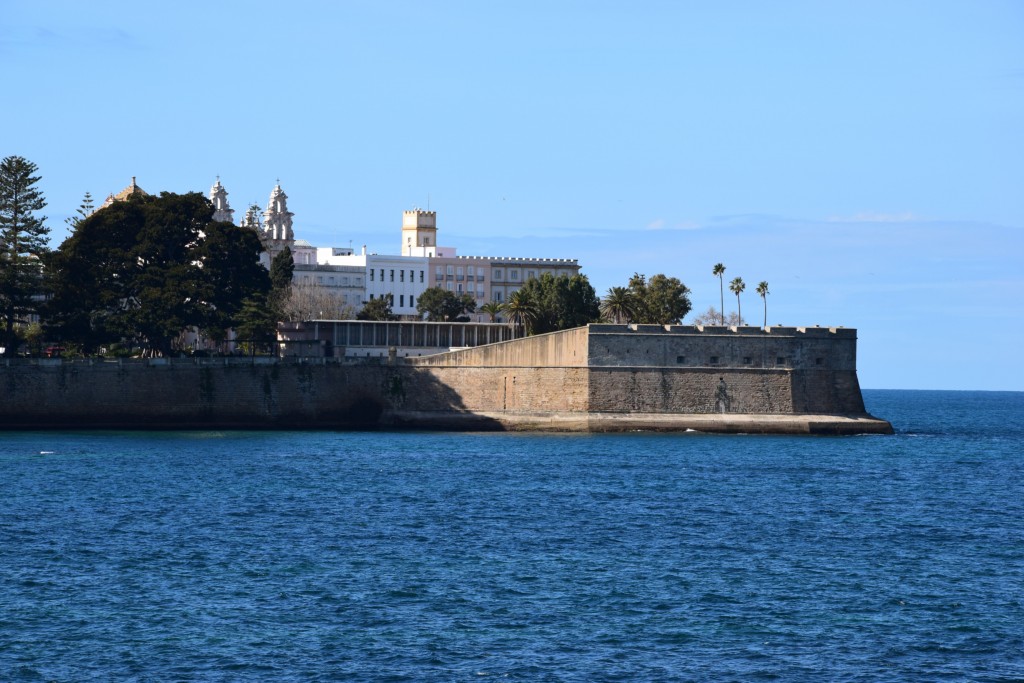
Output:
712 263 726 324
600 286 636 324
729 276 745 325
479 301 502 322
756 281 769 328
501 289 538 337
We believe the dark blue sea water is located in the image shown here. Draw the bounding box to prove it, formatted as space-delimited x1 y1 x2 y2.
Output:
1 390 1022 682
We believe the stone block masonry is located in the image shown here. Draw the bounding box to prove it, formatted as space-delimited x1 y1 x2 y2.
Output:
0 325 892 434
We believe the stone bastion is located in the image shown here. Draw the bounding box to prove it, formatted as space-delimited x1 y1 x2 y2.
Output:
0 324 892 434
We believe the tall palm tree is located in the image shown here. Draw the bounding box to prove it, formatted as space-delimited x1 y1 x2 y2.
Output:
479 301 502 322
600 286 636 324
729 276 745 326
501 289 538 337
756 281 769 328
712 263 726 324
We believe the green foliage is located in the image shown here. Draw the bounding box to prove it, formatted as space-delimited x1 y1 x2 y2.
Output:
626 273 692 325
64 192 94 230
197 221 271 338
45 191 269 355
268 246 294 321
712 263 726 324
600 286 637 324
756 280 769 328
357 294 397 321
479 301 502 322
501 289 539 335
416 286 476 321
0 156 49 356
515 272 600 334
729 276 746 325
234 296 278 344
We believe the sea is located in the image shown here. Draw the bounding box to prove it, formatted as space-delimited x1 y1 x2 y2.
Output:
1 389 1022 682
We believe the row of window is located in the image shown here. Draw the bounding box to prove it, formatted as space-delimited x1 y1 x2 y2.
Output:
370 269 426 283
302 275 364 287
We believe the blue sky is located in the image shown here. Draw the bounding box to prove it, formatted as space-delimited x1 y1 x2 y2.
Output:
3 1 1022 390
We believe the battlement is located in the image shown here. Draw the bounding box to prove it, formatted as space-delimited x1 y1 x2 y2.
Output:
485 256 579 265
590 324 856 338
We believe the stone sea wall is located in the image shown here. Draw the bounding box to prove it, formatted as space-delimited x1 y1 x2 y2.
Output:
0 325 892 434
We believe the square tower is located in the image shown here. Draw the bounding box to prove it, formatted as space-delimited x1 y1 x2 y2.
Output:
401 209 438 256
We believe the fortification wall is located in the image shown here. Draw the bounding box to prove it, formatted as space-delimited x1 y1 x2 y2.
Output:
0 360 399 429
411 326 589 368
587 325 858 370
0 324 887 433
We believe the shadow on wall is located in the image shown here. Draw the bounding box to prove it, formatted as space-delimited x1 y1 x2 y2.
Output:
0 360 504 431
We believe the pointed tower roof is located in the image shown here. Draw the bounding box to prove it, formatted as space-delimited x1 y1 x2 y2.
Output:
101 176 149 208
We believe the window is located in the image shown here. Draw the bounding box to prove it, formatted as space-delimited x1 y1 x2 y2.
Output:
493 291 503 303
328 277 335 285
743 357 752 365
370 270 375 282
710 356 719 364
317 276 323 284
410 296 415 307
446 282 452 291
468 282 475 293
400 295 405 307
400 270 405 282
510 270 520 281
389 270 394 282
493 269 502 280
342 276 349 285
447 265 454 275
379 269 384 281
676 356 686 364
527 270 536 279
457 283 463 293
435 266 443 279
456 267 464 280
419 271 424 283
815 357 824 365
776 357 785 365
468 266 475 277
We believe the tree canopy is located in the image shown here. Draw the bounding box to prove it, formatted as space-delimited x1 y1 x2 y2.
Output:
513 272 600 334
416 286 476 321
45 191 270 355
0 156 49 356
625 273 692 325
357 294 396 321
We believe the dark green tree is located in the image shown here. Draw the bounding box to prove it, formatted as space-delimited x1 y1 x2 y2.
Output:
712 263 726 324
479 301 502 322
756 280 769 328
195 221 271 342
516 272 600 334
729 276 746 325
64 191 94 230
268 245 294 319
501 289 538 336
234 296 278 347
416 286 476 321
0 156 49 356
46 191 268 355
357 294 396 321
600 286 637 324
627 273 692 325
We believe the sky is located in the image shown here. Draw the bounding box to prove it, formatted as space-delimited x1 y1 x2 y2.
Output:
3 0 1022 391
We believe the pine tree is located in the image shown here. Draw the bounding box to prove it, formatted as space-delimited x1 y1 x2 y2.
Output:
0 156 49 356
65 191 94 230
